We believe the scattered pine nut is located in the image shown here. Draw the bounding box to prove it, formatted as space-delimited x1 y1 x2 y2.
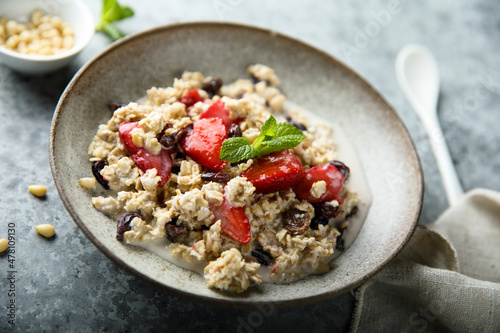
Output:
0 238 8 253
78 177 97 189
29 184 47 197
35 224 55 238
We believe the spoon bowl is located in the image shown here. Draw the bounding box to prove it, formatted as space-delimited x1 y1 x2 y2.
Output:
397 45 440 117
396 44 463 206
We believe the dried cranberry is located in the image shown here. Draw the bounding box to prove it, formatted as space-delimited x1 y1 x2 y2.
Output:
92 160 109 190
201 171 230 183
283 208 311 236
285 115 307 131
160 123 193 148
327 160 350 181
201 78 223 96
116 213 142 241
108 103 126 112
251 248 274 266
228 123 242 138
165 222 188 242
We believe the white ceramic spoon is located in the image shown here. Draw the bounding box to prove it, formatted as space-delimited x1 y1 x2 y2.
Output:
396 44 463 206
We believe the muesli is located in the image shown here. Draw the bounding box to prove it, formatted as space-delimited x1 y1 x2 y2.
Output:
83 64 367 292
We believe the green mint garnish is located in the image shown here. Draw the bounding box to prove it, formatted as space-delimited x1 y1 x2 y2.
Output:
220 115 306 163
96 0 135 41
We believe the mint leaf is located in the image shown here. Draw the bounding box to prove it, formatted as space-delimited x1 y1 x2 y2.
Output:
274 122 305 138
97 0 135 41
100 21 124 41
252 115 277 148
257 134 306 156
220 116 306 163
219 137 259 163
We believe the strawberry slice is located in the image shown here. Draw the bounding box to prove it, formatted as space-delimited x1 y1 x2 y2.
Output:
293 165 345 204
118 122 173 186
211 193 251 244
180 89 202 108
199 100 233 131
180 118 228 171
241 150 305 194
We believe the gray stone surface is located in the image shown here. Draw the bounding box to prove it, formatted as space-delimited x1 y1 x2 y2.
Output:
0 0 498 332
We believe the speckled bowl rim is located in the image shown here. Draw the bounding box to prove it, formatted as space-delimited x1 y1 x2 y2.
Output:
49 22 423 308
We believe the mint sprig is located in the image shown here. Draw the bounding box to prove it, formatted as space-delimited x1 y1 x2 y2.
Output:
220 116 306 163
96 0 134 41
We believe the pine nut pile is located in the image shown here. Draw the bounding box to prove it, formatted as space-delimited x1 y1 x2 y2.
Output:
0 10 74 56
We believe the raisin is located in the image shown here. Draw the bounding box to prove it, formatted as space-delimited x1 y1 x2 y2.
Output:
116 213 142 241
345 206 358 220
283 208 311 236
310 203 339 230
251 248 274 266
108 103 126 112
201 171 230 183
335 222 349 252
228 123 242 138
251 76 271 86
327 160 350 181
314 202 340 219
310 216 329 230
160 123 193 148
171 165 181 174
336 237 345 252
92 160 109 190
156 123 172 141
285 115 307 131
230 158 248 167
201 78 223 96
157 190 165 206
165 222 188 242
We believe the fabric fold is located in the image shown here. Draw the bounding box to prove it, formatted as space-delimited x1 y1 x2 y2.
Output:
351 189 500 332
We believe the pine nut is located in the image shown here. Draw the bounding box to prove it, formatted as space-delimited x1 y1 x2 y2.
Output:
0 238 8 253
79 177 97 189
35 224 55 238
28 184 47 197
0 10 74 56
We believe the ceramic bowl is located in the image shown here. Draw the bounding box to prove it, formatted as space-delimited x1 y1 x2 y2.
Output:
49 22 423 306
0 0 94 74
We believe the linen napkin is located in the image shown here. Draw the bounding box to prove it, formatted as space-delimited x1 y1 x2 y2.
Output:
350 188 500 332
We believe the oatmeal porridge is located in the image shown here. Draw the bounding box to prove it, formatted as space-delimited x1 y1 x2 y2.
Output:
83 64 371 293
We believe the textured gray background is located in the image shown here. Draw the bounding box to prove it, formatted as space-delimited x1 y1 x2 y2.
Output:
1 0 499 332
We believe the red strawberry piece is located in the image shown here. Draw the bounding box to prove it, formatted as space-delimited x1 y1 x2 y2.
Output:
180 118 228 171
199 100 233 131
180 89 202 108
293 165 345 204
211 193 251 244
241 150 305 194
118 122 173 186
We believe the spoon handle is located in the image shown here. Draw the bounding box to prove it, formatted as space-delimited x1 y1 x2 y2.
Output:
421 114 464 206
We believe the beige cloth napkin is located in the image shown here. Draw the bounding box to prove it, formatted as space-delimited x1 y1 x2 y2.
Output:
350 189 500 332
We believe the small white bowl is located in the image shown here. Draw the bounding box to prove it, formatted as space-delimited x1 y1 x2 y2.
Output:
0 0 94 74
